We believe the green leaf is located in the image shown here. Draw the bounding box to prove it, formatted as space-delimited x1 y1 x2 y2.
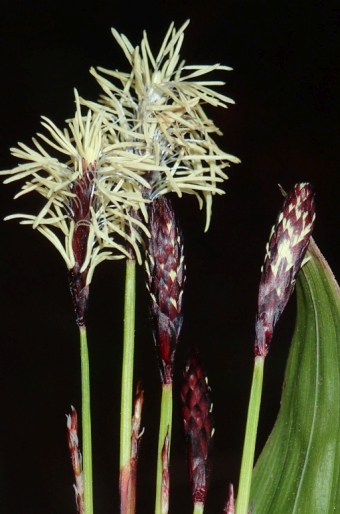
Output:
250 239 340 513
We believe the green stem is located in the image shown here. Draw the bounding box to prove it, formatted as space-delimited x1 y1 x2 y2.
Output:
155 383 173 514
79 325 93 514
236 355 264 514
193 502 204 514
120 258 136 470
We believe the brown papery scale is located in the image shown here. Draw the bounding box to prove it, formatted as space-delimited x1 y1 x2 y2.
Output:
255 182 316 357
145 195 185 384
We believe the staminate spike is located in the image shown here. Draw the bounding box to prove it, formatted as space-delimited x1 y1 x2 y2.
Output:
255 183 316 357
82 21 240 230
181 348 214 508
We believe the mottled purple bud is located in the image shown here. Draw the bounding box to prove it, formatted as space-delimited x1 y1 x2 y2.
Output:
66 407 84 514
181 348 214 507
145 196 185 384
255 183 316 357
161 431 170 514
120 384 144 514
224 484 235 514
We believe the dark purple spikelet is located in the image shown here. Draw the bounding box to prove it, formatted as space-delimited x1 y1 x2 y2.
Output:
255 183 316 357
145 196 185 384
181 348 214 507
68 159 97 326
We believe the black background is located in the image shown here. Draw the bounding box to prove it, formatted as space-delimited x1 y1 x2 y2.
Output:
0 1 339 513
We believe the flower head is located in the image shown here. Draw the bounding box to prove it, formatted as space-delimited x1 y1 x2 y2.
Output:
82 20 240 230
1 90 152 323
1 89 149 275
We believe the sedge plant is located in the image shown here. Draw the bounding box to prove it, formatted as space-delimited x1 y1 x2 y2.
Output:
0 90 148 513
3 18 339 514
81 20 239 512
1 21 239 513
236 183 316 514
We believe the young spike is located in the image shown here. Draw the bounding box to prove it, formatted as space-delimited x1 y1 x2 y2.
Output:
223 484 235 514
145 195 185 514
66 407 84 514
161 431 170 514
255 182 316 357
145 195 185 384
181 348 214 510
120 383 144 514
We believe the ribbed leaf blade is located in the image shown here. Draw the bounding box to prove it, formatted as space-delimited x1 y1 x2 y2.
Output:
250 239 340 513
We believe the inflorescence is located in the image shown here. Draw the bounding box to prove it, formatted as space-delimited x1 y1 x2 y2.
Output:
1 21 239 278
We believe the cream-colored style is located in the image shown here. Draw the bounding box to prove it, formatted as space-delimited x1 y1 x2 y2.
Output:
84 20 240 230
1 21 239 279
